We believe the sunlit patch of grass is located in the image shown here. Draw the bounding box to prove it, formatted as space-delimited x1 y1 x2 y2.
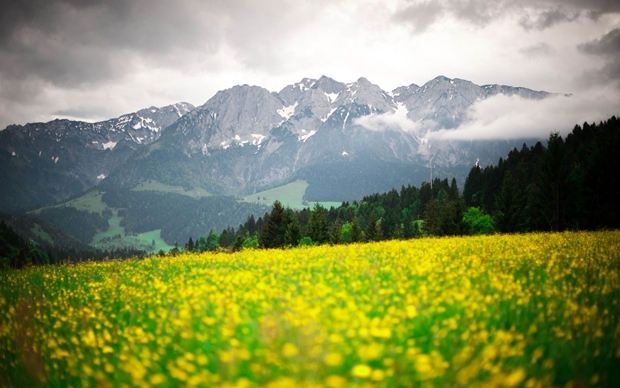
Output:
132 180 211 199
242 180 341 210
29 190 108 215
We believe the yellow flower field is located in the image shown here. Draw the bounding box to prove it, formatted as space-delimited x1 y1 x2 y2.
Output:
1 231 619 387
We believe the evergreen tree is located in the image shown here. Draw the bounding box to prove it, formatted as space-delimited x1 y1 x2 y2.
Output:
440 199 466 236
449 178 460 201
197 236 207 252
351 216 364 242
403 210 415 239
365 210 379 241
307 203 329 245
422 198 442 236
259 201 285 248
283 211 302 247
247 214 257 236
330 220 342 245
536 132 568 231
186 236 195 252
463 165 484 208
494 171 527 233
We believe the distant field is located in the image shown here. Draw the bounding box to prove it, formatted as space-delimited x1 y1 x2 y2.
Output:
91 209 172 253
132 180 211 199
2 231 619 386
242 180 342 210
30 223 54 245
29 190 107 215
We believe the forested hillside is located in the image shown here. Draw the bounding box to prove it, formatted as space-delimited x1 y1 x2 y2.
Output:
182 116 619 252
463 116 620 232
3 116 618 266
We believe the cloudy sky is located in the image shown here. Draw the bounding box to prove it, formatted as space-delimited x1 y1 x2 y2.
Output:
1 0 619 137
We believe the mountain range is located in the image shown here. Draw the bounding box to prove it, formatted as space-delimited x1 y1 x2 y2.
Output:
0 75 551 249
102 75 549 200
0 103 194 212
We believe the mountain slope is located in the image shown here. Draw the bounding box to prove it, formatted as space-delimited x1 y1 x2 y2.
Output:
104 75 549 201
0 102 194 212
0 211 89 250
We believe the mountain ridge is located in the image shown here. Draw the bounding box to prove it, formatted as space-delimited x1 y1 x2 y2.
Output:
1 75 551 213
0 75 557 249
0 102 194 212
101 75 550 202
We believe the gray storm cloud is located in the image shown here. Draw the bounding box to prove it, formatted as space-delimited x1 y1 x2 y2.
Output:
0 0 618 130
0 0 330 124
578 28 620 87
393 0 620 32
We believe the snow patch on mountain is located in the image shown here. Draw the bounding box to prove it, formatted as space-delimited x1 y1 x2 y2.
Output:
325 92 339 103
298 130 316 142
102 141 118 150
251 134 266 145
277 102 298 120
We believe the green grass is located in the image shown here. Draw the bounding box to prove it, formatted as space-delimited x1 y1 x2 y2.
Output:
29 190 108 215
132 180 210 199
133 230 172 253
30 223 54 245
91 209 172 253
28 185 187 252
242 180 342 210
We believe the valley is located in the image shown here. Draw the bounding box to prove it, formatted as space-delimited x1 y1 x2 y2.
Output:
1 75 556 252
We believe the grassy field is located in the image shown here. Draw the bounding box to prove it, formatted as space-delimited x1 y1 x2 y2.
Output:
242 180 342 210
1 231 619 387
28 189 175 253
132 180 211 199
29 190 108 216
91 210 172 253
30 223 54 245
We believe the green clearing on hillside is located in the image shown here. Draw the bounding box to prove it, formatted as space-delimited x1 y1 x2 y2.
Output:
31 223 54 245
30 190 108 215
91 209 172 253
242 180 341 210
132 180 211 199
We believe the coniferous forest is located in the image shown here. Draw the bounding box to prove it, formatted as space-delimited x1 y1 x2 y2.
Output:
2 116 619 267
181 116 620 253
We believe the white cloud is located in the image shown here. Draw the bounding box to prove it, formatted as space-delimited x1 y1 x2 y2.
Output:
354 104 441 139
427 88 620 141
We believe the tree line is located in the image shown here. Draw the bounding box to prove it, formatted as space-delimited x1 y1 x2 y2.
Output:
183 175 491 253
184 116 619 252
464 116 620 232
1 220 146 270
4 116 618 266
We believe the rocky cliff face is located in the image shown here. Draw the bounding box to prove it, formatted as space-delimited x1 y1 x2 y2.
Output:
104 75 549 201
2 75 552 210
0 103 194 211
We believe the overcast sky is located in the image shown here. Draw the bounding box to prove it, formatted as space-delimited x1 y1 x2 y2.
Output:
1 0 619 137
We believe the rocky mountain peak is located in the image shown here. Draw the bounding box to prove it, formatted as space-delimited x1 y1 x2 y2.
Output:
311 75 347 95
